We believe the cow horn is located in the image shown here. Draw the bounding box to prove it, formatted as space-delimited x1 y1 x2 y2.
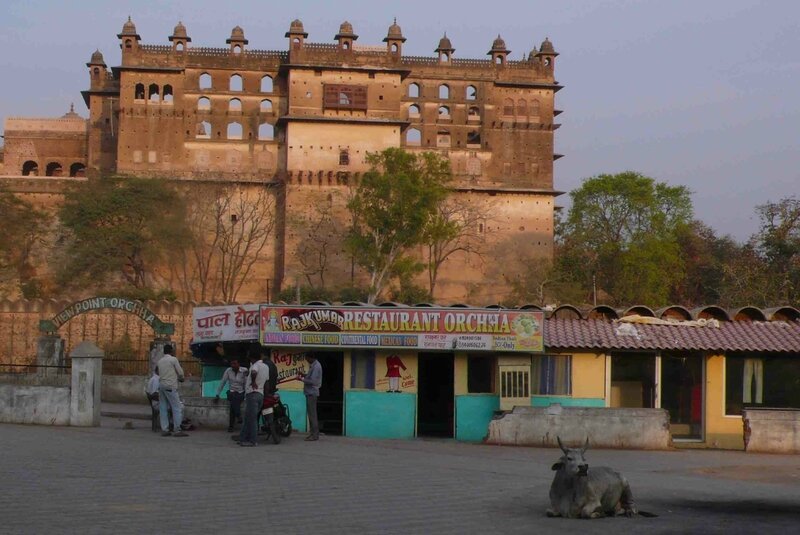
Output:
581 437 589 453
556 436 567 453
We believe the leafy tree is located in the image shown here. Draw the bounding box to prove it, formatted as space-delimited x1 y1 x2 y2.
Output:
346 148 450 303
58 176 191 291
752 197 800 302
0 188 49 297
294 191 348 291
557 171 693 306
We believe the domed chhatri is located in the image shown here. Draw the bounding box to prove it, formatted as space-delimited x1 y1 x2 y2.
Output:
286 18 308 37
89 49 105 65
540 37 556 54
172 21 187 38
384 18 406 42
62 103 82 120
491 34 508 52
228 25 247 43
436 33 454 52
117 16 140 39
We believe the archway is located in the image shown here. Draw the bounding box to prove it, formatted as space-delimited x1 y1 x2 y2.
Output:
22 160 39 176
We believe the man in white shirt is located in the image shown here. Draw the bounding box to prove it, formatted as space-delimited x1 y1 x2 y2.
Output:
145 368 160 410
156 345 188 437
237 352 268 446
214 359 248 432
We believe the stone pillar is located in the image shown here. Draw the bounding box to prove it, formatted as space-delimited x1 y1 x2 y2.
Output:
69 341 104 427
36 335 65 377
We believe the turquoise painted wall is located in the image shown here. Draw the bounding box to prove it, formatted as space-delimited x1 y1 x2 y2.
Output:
279 390 307 433
202 366 226 397
455 395 500 442
345 391 416 439
531 396 605 408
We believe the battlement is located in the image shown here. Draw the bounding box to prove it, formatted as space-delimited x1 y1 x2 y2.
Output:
4 117 87 133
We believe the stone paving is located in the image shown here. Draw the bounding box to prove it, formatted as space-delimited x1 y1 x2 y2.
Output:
1 416 800 534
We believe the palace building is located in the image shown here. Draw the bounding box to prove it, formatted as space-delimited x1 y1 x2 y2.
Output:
2 17 563 303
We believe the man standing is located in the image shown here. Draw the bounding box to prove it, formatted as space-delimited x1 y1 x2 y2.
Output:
238 353 268 447
298 353 323 441
262 348 278 396
214 359 247 432
156 345 188 437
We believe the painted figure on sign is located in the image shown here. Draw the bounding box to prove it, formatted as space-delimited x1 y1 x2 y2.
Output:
385 354 407 393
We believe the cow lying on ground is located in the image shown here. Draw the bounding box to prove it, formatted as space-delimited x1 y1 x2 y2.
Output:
546 436 638 519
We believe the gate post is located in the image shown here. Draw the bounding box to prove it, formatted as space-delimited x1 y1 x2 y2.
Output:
70 341 104 427
36 335 65 377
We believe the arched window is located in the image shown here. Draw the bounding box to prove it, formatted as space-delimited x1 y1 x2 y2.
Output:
406 128 421 146
503 98 514 116
198 97 210 110
233 45 242 55
261 75 273 93
196 121 211 139
69 163 86 177
229 98 242 112
227 122 243 139
391 43 399 53
468 106 480 120
176 42 184 52
229 74 243 92
134 83 145 100
93 67 100 76
438 84 450 99
467 131 481 147
148 84 159 102
21 160 38 176
408 83 420 98
516 99 527 117
408 104 420 117
466 85 477 100
125 39 132 49
199 73 212 90
258 123 274 140
530 99 540 119
45 162 63 177
162 85 174 104
260 99 273 112
436 129 451 148
438 105 450 118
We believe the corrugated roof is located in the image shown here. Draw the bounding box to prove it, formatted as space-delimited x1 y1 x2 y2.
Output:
545 318 800 353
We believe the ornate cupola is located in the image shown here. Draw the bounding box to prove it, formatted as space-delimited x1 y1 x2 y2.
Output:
488 34 510 66
435 33 455 63
335 21 358 51
383 18 406 56
169 21 191 52
286 19 308 50
536 37 558 68
86 49 107 86
226 26 248 54
117 16 140 53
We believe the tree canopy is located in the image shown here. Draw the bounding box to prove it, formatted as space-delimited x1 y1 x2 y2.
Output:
58 176 191 293
0 188 49 297
346 148 451 303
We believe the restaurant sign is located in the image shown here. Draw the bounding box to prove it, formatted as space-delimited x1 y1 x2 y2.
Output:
192 304 260 342
260 305 544 352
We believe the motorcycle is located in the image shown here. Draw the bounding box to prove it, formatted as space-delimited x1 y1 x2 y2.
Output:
260 390 292 444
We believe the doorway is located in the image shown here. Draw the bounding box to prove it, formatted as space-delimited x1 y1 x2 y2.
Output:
315 352 344 435
417 353 454 437
610 353 657 408
661 353 703 440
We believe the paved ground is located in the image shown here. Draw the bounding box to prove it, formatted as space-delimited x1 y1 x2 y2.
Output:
2 415 800 534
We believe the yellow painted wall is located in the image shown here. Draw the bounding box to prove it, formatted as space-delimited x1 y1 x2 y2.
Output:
454 352 468 396
704 354 744 450
571 352 607 399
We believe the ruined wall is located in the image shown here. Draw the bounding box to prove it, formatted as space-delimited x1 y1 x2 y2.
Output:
2 117 87 177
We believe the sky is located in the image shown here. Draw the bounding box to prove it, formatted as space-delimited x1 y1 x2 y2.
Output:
1 0 797 242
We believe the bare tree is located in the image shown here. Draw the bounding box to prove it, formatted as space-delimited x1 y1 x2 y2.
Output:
295 199 344 290
217 187 276 302
424 196 491 297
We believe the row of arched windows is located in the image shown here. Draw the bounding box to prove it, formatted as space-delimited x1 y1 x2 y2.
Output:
408 83 477 101
199 73 273 92
195 121 274 140
407 104 482 121
21 160 85 177
502 98 540 117
134 83 174 103
404 128 481 148
196 97 273 112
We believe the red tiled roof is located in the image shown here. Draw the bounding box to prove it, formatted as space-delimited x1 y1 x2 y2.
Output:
545 318 800 353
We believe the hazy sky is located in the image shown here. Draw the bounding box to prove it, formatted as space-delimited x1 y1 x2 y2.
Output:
1 0 797 241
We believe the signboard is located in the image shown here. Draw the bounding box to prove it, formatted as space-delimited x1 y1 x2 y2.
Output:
260 306 544 352
39 296 174 336
193 304 260 342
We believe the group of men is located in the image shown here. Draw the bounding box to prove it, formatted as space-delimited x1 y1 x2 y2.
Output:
148 344 323 446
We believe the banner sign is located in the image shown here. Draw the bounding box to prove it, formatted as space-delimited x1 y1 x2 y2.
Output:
39 296 174 336
260 306 544 352
193 304 260 342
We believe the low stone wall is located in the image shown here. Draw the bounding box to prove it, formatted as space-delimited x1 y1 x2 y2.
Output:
182 396 233 429
486 404 672 450
743 409 800 454
0 384 71 425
